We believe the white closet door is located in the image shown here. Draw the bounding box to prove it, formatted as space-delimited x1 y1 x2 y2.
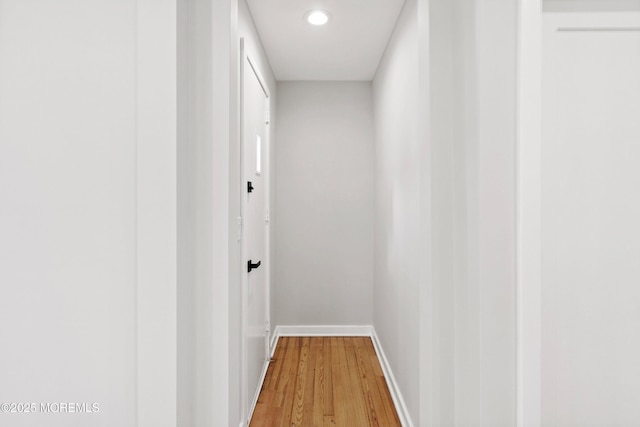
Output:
542 12 640 427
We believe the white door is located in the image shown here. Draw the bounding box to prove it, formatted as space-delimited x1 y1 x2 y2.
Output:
242 52 270 421
541 13 640 426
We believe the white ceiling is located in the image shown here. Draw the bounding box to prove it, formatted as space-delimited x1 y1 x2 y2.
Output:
246 0 405 81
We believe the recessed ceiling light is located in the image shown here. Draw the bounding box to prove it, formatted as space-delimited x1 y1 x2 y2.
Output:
306 10 329 26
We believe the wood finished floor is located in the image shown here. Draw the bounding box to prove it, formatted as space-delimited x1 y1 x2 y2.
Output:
249 336 402 427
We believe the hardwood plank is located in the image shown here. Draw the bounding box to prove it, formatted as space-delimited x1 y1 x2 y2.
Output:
262 338 282 391
343 337 371 424
322 337 334 417
275 337 300 427
312 337 325 425
249 336 401 427
353 338 383 427
290 337 310 426
253 337 288 427
361 338 401 426
323 415 337 426
368 341 401 425
331 337 349 425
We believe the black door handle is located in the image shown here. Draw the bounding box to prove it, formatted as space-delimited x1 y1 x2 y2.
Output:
247 260 261 273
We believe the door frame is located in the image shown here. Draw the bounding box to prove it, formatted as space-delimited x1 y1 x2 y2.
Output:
516 1 543 427
239 38 272 425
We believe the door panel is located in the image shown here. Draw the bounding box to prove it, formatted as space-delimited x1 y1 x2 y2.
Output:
542 13 640 427
242 55 269 421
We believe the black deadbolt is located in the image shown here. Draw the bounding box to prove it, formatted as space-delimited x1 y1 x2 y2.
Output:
247 181 254 193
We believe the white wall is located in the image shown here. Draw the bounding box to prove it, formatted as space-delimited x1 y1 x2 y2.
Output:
373 0 423 423
437 0 518 424
451 0 518 425
136 1 178 425
177 0 250 425
427 0 456 424
373 0 517 425
0 1 177 426
177 0 205 425
275 81 374 327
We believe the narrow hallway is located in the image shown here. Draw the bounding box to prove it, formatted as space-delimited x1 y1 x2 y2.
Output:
2 1 639 427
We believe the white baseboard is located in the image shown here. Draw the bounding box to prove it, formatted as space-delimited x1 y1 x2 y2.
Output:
269 328 279 356
274 324 373 337
266 324 414 427
246 357 270 426
370 329 415 427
